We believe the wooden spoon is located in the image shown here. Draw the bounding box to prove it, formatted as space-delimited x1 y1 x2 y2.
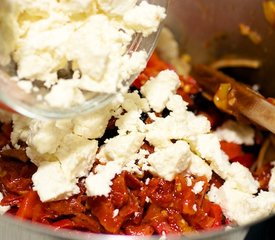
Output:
192 65 275 134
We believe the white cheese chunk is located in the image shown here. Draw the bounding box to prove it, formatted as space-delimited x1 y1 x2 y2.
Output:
87 131 145 197
17 80 33 94
215 120 255 145
147 141 191 181
73 104 113 139
141 70 180 112
268 163 275 193
145 95 211 149
124 1 166 37
45 80 86 108
116 110 146 134
121 91 150 112
97 132 145 164
27 119 73 155
86 161 122 197
2 0 165 108
119 51 148 86
97 0 137 16
32 134 97 202
0 192 10 215
192 181 205 194
58 0 97 15
227 162 259 194
32 161 80 202
208 181 275 225
188 133 230 179
156 27 179 63
187 153 212 181
55 134 98 179
11 115 32 148
0 0 19 66
113 208 119 218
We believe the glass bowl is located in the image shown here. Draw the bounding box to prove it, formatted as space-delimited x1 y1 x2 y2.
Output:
0 0 168 120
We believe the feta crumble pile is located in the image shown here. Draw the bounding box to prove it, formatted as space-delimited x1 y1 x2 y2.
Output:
0 0 166 108
8 68 275 226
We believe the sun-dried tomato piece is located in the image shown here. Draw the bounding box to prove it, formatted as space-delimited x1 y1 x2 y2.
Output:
45 196 86 216
89 197 123 234
16 191 40 219
110 173 129 209
71 213 102 233
124 224 154 235
146 178 174 208
220 141 244 160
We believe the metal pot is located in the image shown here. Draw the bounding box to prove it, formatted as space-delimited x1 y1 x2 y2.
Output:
1 0 275 239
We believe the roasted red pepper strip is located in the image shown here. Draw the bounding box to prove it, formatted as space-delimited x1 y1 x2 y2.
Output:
52 219 76 230
231 153 254 168
124 224 154 235
16 191 40 219
220 141 244 160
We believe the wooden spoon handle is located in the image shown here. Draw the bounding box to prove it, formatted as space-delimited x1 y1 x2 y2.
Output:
192 65 275 134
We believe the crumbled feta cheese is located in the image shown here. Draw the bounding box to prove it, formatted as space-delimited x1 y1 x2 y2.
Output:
215 120 255 145
187 153 212 181
32 134 97 202
145 196 151 203
97 132 145 164
11 115 32 148
1 0 166 108
186 176 193 187
119 51 148 86
145 94 210 149
157 27 179 63
86 132 145 197
55 134 98 179
268 163 275 193
122 148 149 175
141 70 180 112
123 158 143 175
0 0 19 66
227 162 259 194
123 1 166 37
208 181 275 225
97 0 138 16
0 192 10 215
44 80 85 108
73 104 113 139
116 110 146 134
145 178 150 185
32 161 80 202
17 80 33 94
27 119 73 155
192 181 205 194
86 161 122 197
159 231 167 240
11 70 253 207
121 91 150 112
112 209 119 218
147 141 192 181
192 204 197 212
188 133 230 179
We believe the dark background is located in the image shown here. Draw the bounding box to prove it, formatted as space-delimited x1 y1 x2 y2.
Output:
246 217 275 240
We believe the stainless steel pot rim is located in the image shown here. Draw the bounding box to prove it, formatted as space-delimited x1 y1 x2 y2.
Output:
1 212 274 240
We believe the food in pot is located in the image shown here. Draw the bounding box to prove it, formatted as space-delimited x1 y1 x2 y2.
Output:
0 45 275 235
